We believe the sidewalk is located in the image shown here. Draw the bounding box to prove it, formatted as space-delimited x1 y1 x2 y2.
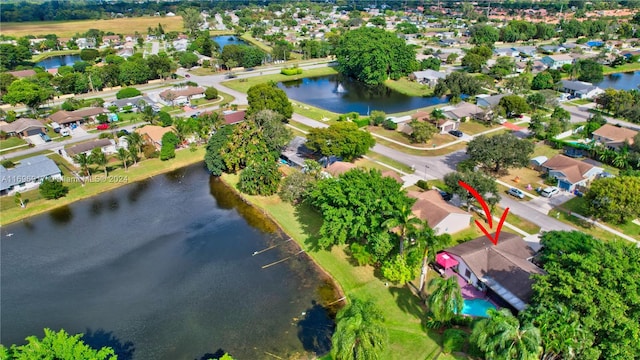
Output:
567 211 639 245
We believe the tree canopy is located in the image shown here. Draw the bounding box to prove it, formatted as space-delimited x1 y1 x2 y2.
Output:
522 231 640 360
0 328 116 359
444 170 500 211
466 133 534 173
246 82 293 119
305 122 375 162
472 309 542 360
433 72 482 98
331 298 388 360
335 27 418 85
309 168 414 263
3 78 54 111
584 176 640 224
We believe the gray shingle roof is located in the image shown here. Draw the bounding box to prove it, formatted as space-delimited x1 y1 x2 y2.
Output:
0 155 61 191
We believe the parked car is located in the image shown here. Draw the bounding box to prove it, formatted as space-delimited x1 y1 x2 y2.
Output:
97 123 110 130
60 128 71 137
439 191 452 201
449 130 463 137
185 74 191 78
40 133 51 142
540 186 560 198
508 187 525 199
51 122 61 133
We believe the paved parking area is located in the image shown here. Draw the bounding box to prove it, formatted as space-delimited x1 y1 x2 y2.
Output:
26 134 45 145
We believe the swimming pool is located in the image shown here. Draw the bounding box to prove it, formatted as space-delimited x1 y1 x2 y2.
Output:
461 298 496 317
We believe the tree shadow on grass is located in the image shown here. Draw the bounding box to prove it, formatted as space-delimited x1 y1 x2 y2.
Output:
82 328 135 360
388 285 428 321
294 202 324 252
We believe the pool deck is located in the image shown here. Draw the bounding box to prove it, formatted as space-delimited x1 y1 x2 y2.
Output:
445 268 486 299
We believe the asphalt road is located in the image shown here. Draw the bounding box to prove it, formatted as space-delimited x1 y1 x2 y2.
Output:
561 103 640 130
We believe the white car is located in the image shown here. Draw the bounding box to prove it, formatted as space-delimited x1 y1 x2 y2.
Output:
540 187 560 198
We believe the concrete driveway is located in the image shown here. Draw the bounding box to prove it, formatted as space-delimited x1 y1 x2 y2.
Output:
26 134 45 145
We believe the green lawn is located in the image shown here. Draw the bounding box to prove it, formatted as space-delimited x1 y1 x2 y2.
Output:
219 173 451 360
459 120 499 135
558 197 640 239
603 62 640 74
222 66 339 93
0 137 28 150
384 78 434 97
372 135 468 156
31 49 81 62
291 100 341 122
364 151 414 174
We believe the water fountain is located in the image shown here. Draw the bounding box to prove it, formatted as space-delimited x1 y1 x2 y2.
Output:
335 83 346 93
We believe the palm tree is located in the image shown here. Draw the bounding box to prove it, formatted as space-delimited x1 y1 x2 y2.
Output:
418 229 448 294
427 276 463 323
382 203 422 256
90 148 108 177
523 304 590 360
74 153 91 177
612 147 630 169
126 133 143 165
331 298 388 360
117 147 129 171
14 192 25 208
471 308 542 360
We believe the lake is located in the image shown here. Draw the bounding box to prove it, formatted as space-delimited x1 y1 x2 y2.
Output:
36 54 82 69
278 74 449 115
0 164 337 360
595 71 640 91
211 36 247 51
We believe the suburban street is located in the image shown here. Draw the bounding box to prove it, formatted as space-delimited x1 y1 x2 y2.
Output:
561 102 640 130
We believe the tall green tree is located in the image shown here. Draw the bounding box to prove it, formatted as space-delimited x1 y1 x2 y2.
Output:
471 309 542 360
160 131 179 160
466 133 534 173
427 276 463 324
205 125 233 176
331 298 388 360
90 148 108 177
498 95 530 117
238 160 281 196
126 132 143 165
246 82 293 119
3 79 54 111
576 59 604 83
470 24 499 47
39 179 69 200
1 328 116 359
116 147 129 171
181 8 203 34
382 202 421 256
305 122 375 161
335 27 418 85
75 153 91 177
444 170 500 211
584 176 640 223
433 72 482 97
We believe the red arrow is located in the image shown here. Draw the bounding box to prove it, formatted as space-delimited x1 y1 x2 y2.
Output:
458 180 509 246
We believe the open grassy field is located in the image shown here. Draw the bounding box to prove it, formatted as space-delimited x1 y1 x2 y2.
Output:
1 17 186 38
220 172 452 360
222 66 339 93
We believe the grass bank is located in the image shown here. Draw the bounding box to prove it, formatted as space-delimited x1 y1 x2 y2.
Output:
222 66 339 93
603 62 640 74
219 173 445 360
384 78 434 97
31 49 81 62
0 147 205 226
2 17 185 38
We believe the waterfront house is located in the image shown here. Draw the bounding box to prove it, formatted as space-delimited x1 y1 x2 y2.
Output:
135 125 176 150
0 155 62 196
440 233 544 311
411 111 460 134
541 154 604 192
412 69 447 87
441 102 483 122
0 118 46 137
223 110 246 125
560 80 604 100
408 190 471 235
6 69 37 79
591 124 638 151
324 161 356 177
281 136 312 168
66 139 116 157
476 94 506 109
541 54 573 69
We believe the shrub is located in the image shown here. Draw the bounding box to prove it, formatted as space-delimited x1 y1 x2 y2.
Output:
442 329 467 354
142 144 159 159
416 179 430 190
382 119 398 130
338 112 360 122
352 117 369 128
158 111 173 127
39 179 69 199
1 160 15 168
281 67 303 75
349 242 373 265
204 87 218 100
116 87 141 99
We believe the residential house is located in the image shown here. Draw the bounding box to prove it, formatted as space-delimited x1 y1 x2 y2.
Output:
0 155 62 196
135 125 175 150
408 190 471 235
66 139 116 157
106 96 157 112
476 94 506 109
48 107 108 126
529 156 548 171
75 37 96 49
324 161 356 177
281 136 312 168
386 115 412 125
541 54 573 69
513 46 537 57
159 87 205 106
441 102 483 122
6 69 36 79
412 69 446 87
0 118 46 137
539 44 566 53
591 124 638 151
411 111 460 134
494 48 520 58
560 80 604 100
441 233 544 311
223 110 246 125
439 38 459 47
542 154 604 191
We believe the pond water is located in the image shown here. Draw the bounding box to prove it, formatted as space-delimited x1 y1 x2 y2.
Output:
36 54 82 69
278 74 449 115
0 164 337 360
595 71 640 91
211 36 247 51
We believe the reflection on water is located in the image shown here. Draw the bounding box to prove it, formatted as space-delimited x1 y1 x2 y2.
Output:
278 74 449 114
2 164 337 359
48 205 73 224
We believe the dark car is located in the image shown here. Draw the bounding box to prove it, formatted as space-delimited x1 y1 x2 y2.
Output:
185 74 191 78
449 130 463 137
40 133 52 142
439 191 452 201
